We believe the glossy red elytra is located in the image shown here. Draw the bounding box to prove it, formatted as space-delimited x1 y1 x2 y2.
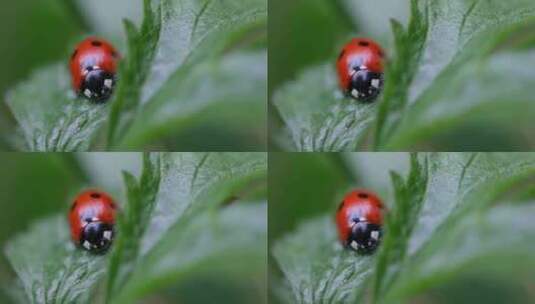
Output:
336 38 385 101
69 37 120 102
69 189 117 253
336 189 384 254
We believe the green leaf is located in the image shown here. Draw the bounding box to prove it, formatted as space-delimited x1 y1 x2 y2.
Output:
105 153 161 300
110 0 267 149
372 153 428 299
383 203 535 303
378 0 535 149
384 49 535 149
118 51 267 150
374 0 428 147
272 216 375 304
113 202 267 304
5 64 108 151
406 153 535 254
105 152 267 302
106 0 161 146
4 216 106 304
273 64 377 151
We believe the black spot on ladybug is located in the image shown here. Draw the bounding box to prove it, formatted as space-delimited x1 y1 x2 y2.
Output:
71 201 77 211
111 51 118 58
338 50 345 60
348 69 383 101
71 50 78 60
337 201 344 211
110 202 117 209
358 41 370 47
91 40 103 47
347 222 382 254
358 192 369 199
90 193 101 199
378 50 385 58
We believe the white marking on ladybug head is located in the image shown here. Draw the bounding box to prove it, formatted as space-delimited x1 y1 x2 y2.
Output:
371 230 380 240
371 79 380 88
84 89 92 98
103 230 112 240
83 241 92 250
350 240 359 250
104 79 113 89
351 89 360 98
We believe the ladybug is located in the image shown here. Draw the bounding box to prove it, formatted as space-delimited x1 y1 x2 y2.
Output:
336 189 384 254
69 37 120 102
69 189 117 253
336 38 385 101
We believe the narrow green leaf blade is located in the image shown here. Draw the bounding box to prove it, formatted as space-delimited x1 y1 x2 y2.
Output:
106 153 161 299
107 0 161 146
372 154 428 299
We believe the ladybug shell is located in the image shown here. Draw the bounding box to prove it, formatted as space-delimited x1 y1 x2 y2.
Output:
69 190 117 246
335 189 384 244
336 38 384 92
69 37 119 94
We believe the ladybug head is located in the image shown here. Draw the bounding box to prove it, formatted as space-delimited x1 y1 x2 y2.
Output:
348 68 383 101
81 66 115 102
347 220 382 254
80 221 114 253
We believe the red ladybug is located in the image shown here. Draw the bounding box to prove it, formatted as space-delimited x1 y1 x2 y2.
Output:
336 189 384 253
336 38 385 101
69 189 117 253
69 37 120 102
